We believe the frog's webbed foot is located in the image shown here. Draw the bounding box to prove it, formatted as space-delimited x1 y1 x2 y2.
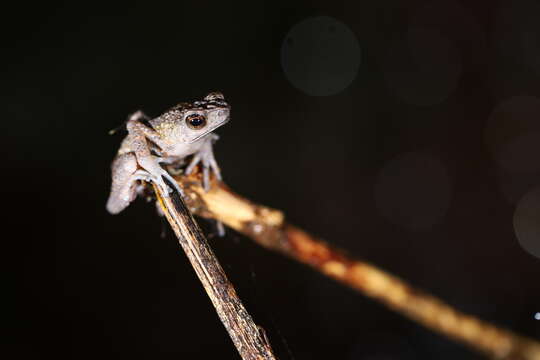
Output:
185 134 222 192
132 169 178 199
152 165 185 199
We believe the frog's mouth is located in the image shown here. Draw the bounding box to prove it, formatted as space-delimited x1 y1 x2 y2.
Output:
188 117 230 144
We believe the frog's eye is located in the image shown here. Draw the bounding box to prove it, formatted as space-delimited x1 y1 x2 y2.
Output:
185 113 207 130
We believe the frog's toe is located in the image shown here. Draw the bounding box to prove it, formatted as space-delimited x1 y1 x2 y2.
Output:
160 171 184 198
216 221 225 237
202 164 210 192
209 157 222 181
185 153 201 175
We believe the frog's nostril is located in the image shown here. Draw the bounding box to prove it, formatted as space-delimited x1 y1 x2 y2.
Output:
218 110 228 117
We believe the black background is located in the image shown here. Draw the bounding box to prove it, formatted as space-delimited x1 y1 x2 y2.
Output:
4 1 540 359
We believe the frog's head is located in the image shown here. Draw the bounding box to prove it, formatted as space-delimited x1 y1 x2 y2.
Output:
163 92 230 144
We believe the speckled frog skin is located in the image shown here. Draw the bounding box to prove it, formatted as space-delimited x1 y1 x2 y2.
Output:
106 92 230 214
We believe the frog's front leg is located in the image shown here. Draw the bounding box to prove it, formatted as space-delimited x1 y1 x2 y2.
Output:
125 112 183 197
183 134 226 237
185 134 222 191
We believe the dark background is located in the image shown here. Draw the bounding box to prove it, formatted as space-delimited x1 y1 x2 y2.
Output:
4 1 540 359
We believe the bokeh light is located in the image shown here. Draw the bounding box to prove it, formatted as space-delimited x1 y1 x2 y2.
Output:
513 186 540 259
281 16 361 96
497 132 540 174
485 96 540 174
497 169 540 204
374 152 452 231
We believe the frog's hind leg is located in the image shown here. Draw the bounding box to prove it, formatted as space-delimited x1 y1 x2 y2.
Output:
106 153 152 214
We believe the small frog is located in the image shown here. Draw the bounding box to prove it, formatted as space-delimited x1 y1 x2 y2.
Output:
106 92 230 214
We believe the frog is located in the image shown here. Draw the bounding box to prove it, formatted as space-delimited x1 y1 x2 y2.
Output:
106 92 230 215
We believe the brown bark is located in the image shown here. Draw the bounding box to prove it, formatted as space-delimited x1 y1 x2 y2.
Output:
172 171 540 360
152 181 277 360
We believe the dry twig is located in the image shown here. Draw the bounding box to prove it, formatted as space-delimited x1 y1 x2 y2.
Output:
152 179 277 360
172 171 540 360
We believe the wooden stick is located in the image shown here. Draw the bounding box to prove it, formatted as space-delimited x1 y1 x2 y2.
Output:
152 180 277 360
173 172 540 360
